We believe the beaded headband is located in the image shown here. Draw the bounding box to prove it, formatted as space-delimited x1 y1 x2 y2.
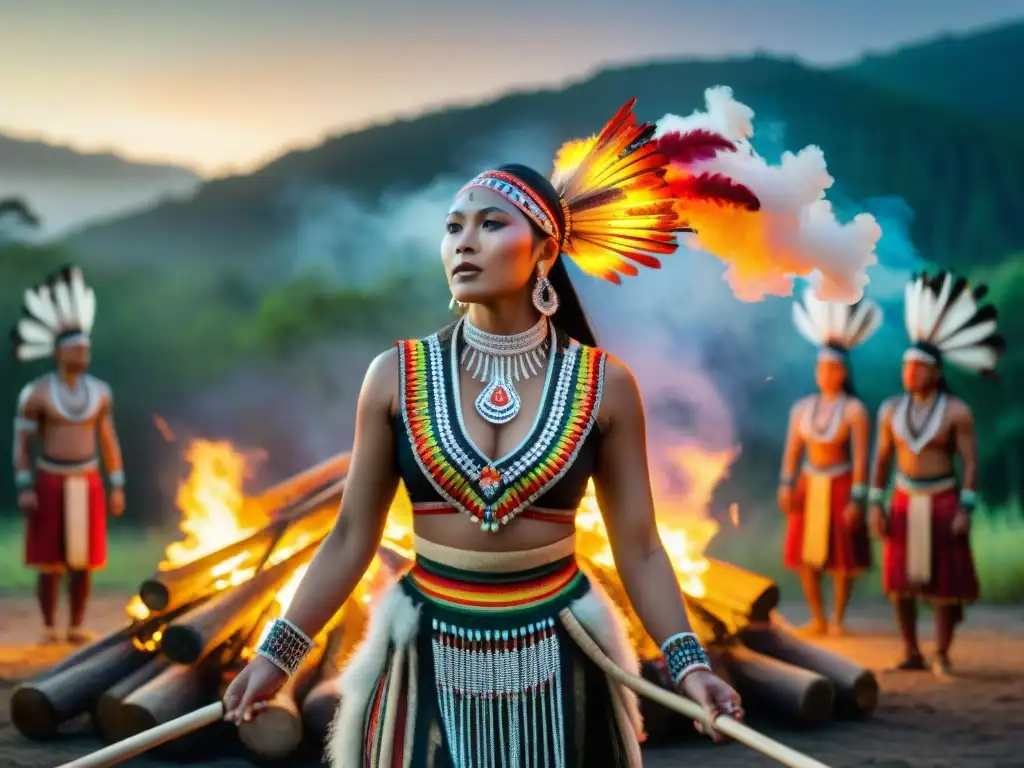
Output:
816 345 848 363
458 170 567 248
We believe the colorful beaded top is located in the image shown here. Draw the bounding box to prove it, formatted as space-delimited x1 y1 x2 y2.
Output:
396 317 606 533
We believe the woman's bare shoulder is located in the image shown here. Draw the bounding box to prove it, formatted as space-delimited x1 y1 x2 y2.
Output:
592 350 644 428
361 347 400 413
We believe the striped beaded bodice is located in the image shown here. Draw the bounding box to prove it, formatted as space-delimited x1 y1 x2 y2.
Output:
393 321 606 532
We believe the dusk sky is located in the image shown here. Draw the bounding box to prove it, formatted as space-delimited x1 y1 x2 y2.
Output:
1 0 1020 176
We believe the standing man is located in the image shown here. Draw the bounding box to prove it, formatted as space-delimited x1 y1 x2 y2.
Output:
869 271 1003 675
11 265 125 644
779 290 883 636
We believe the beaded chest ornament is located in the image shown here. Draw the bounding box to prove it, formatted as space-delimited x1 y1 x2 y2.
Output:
461 315 549 425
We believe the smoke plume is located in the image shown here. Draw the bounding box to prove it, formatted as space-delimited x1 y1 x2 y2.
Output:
180 89 924 513
655 86 881 304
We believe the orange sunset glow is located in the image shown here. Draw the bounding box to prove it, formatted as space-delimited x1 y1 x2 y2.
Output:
2 3 1013 175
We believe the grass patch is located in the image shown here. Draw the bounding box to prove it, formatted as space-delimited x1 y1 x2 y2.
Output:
0 515 175 593
708 503 1024 604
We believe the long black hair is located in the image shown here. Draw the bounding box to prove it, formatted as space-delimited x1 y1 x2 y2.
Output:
495 164 598 347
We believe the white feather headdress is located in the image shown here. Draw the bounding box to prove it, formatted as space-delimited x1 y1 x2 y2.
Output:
792 288 883 360
902 270 1003 375
10 265 97 363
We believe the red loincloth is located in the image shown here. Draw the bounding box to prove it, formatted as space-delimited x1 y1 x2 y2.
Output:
784 469 871 574
25 466 107 571
882 484 978 603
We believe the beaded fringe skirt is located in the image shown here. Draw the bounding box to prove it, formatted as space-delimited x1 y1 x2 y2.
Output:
327 537 643 768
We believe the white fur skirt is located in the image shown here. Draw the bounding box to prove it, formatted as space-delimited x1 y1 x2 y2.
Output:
326 551 643 768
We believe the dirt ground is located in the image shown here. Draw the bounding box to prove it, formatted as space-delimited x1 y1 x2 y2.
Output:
1 594 1022 768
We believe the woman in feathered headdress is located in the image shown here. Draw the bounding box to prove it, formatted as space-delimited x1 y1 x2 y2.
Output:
779 290 883 636
219 97 861 765
10 265 125 644
869 271 1003 675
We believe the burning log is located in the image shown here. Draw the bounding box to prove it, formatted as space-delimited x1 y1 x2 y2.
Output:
688 558 780 635
91 655 175 744
138 479 343 613
10 636 154 741
719 644 835 727
161 541 320 665
16 442 880 763
251 452 351 512
739 625 879 719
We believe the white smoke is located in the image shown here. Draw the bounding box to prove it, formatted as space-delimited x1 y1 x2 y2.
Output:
655 86 881 304
276 124 557 287
179 91 921 507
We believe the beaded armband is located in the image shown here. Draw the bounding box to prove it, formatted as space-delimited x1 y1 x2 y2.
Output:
14 470 32 491
778 474 794 489
959 489 978 513
255 618 314 677
850 484 868 503
109 470 126 489
660 632 711 685
867 487 886 505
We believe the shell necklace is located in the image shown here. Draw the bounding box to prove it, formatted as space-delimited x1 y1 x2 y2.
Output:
51 373 94 422
461 315 550 425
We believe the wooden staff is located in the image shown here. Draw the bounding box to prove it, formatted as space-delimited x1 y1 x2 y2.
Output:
559 609 834 768
54 702 224 768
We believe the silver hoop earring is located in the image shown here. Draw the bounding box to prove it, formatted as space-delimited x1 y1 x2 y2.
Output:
531 267 559 317
449 297 468 315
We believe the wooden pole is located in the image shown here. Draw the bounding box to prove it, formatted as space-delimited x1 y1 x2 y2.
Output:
560 609 835 768
55 702 224 768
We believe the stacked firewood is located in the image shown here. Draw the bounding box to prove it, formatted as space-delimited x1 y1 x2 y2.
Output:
9 454 878 764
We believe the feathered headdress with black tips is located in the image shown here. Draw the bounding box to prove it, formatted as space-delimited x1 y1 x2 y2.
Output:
903 270 1004 375
10 265 96 362
792 287 883 361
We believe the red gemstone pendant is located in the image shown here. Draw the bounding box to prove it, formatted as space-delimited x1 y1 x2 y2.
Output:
476 377 521 425
490 387 509 406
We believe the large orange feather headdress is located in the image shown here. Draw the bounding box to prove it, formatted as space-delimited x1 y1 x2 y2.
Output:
463 89 880 304
460 98 761 285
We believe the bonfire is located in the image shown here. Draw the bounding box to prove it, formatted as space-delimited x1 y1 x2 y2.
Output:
10 439 878 763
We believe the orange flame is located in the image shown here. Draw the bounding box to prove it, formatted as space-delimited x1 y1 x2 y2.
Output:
576 444 733 598
162 440 269 569
126 440 271 623
130 438 737 648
